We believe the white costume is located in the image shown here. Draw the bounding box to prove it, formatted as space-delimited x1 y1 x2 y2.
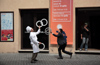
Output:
26 26 40 53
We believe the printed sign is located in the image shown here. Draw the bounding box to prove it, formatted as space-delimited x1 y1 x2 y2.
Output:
50 0 73 45
51 0 72 22
1 13 14 41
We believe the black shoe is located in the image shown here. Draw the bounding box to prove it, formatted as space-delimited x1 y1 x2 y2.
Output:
31 60 36 63
34 59 38 61
70 53 72 59
57 57 63 59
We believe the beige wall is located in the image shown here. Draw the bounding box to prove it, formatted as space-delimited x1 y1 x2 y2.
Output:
0 0 100 53
0 0 49 53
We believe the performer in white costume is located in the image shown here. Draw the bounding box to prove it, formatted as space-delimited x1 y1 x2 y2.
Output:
26 26 41 63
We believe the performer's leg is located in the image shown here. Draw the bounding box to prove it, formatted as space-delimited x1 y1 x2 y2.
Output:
31 53 34 60
62 44 72 55
31 44 36 63
31 53 36 63
34 53 38 61
36 53 38 58
62 44 72 58
58 45 63 59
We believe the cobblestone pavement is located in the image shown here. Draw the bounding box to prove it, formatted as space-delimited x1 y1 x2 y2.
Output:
0 53 100 65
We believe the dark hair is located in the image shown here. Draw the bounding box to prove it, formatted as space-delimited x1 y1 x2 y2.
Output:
59 29 63 33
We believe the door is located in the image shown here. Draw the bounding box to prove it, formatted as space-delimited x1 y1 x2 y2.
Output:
76 7 100 50
90 16 100 49
20 9 49 50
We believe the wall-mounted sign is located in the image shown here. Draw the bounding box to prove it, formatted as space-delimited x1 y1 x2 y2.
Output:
50 0 73 45
0 12 14 42
51 0 72 22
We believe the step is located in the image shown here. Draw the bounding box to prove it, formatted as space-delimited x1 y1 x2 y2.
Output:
75 50 100 54
19 49 49 53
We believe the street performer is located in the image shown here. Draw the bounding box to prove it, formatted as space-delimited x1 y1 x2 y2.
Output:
26 26 41 63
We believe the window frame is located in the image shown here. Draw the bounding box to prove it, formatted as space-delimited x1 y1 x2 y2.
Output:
0 12 14 42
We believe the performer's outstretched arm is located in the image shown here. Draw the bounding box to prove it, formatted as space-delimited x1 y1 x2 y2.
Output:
52 33 60 37
36 29 40 35
36 26 41 35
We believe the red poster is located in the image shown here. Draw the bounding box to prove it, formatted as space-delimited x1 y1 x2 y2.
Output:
1 30 13 41
50 0 73 45
1 13 14 41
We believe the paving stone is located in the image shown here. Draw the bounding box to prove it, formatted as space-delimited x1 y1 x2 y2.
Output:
0 53 100 65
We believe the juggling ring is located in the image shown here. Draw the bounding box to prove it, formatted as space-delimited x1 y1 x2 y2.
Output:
39 43 45 50
45 27 52 35
36 18 48 28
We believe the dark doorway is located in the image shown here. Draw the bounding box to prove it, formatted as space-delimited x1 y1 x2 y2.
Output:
76 7 100 50
20 9 49 50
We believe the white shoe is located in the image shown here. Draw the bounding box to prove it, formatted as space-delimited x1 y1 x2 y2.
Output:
79 49 82 51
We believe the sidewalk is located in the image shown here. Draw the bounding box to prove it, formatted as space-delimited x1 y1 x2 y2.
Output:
0 53 100 65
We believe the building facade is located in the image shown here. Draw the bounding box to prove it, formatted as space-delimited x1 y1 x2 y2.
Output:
0 0 100 53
